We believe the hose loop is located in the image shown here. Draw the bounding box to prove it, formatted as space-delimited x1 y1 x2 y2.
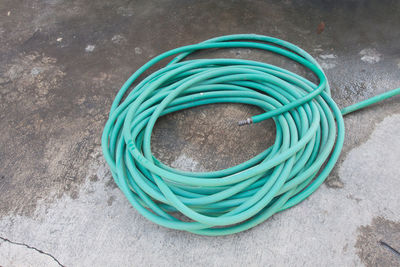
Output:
102 34 397 235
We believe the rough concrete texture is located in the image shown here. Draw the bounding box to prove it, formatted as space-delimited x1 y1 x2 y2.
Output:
0 0 399 266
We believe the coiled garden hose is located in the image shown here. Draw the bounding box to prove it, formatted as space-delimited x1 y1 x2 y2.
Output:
101 34 400 236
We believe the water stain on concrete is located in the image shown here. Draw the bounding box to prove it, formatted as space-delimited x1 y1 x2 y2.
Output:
355 217 400 267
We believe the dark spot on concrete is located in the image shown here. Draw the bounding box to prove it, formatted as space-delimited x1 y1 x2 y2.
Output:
105 177 117 189
325 172 344 189
317 21 325 34
355 216 400 267
70 190 79 200
346 194 362 204
89 174 99 182
107 196 115 206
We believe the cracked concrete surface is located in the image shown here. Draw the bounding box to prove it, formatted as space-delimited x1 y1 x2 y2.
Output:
1 0 400 266
0 236 62 267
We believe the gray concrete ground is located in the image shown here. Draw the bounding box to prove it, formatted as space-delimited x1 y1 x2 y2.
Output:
1 0 400 266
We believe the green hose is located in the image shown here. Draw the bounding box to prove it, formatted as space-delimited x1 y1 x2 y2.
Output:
101 34 399 236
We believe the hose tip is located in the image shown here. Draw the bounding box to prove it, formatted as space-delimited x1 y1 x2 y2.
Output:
238 118 253 126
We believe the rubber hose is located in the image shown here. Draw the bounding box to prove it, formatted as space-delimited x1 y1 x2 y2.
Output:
101 34 400 236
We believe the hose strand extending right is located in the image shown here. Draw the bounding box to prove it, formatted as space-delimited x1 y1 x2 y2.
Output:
239 87 400 125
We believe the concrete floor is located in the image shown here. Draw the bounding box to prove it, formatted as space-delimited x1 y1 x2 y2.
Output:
1 0 400 266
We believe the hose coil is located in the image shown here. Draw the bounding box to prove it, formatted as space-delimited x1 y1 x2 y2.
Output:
102 34 398 235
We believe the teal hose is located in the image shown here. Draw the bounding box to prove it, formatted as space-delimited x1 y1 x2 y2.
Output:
101 34 399 236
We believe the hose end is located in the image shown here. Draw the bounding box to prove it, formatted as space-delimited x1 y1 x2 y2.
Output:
238 118 253 126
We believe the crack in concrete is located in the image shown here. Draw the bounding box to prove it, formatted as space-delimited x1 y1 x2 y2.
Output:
0 236 64 267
